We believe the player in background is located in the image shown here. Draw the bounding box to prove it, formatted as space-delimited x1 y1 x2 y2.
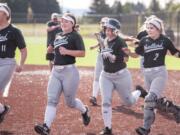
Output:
46 13 61 71
0 3 27 123
34 13 90 135
89 17 109 106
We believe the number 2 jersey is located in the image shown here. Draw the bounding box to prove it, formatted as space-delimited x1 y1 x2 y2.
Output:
0 24 26 58
135 34 179 68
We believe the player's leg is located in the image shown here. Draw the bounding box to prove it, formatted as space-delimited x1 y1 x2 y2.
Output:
63 66 90 126
136 92 157 135
99 71 113 134
115 69 141 106
34 67 62 135
0 63 16 123
136 68 168 135
156 97 180 123
90 53 103 105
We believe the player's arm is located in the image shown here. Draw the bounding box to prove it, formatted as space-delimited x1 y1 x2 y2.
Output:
47 25 60 32
89 44 99 50
59 47 85 57
16 48 27 72
165 38 180 58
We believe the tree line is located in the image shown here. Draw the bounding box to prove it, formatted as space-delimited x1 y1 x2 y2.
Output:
88 0 180 15
0 0 179 15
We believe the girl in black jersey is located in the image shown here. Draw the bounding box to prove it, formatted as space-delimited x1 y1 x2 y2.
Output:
46 13 62 71
0 3 27 123
89 17 109 106
99 18 143 135
34 13 90 135
135 17 180 135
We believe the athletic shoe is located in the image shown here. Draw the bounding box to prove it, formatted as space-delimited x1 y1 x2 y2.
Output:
136 85 148 98
89 96 97 106
174 106 180 124
135 127 150 135
34 123 50 135
81 106 90 126
99 127 112 135
0 105 10 123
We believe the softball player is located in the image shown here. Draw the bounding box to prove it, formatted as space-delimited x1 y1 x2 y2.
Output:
134 17 180 135
99 18 143 135
34 13 90 135
46 13 62 71
89 17 108 106
0 3 27 123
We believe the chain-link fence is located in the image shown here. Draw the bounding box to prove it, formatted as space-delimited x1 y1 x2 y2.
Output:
11 12 180 47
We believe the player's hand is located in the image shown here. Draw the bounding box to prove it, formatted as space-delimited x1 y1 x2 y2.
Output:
47 45 54 53
15 65 23 73
90 46 95 50
122 47 131 55
59 46 68 55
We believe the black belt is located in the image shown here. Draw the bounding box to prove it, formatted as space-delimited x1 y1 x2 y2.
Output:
0 56 14 58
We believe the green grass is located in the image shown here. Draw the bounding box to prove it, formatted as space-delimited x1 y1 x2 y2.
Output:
15 36 180 70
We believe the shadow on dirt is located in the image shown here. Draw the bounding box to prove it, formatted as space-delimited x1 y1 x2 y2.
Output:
157 110 176 122
0 131 14 135
112 105 143 119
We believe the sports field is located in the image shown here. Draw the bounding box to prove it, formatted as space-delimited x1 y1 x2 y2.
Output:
0 23 179 135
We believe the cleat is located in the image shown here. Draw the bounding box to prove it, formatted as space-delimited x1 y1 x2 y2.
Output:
99 127 112 135
174 106 180 124
136 127 150 135
82 106 91 126
0 105 10 123
89 96 97 106
136 85 148 98
34 123 50 135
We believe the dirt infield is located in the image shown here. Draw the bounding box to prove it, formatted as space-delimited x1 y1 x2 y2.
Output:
0 65 179 135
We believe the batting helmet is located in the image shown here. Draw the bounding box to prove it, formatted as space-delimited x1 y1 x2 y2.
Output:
105 18 121 31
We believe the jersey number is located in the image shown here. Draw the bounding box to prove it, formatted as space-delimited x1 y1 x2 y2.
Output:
1 45 6 52
153 53 159 61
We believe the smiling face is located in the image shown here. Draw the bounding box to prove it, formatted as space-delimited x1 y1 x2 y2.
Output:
146 23 161 39
60 18 74 33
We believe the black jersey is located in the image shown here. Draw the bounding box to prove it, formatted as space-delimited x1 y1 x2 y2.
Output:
103 36 128 73
53 31 85 65
135 34 179 68
0 24 26 58
47 21 60 46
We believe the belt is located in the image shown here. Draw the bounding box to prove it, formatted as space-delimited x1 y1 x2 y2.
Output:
104 68 126 75
144 66 165 72
54 64 74 70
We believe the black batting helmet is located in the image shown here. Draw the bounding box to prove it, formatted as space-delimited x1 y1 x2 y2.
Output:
104 18 121 31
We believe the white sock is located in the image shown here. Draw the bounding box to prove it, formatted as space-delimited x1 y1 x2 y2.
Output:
102 106 112 129
92 81 100 98
44 105 56 128
75 98 86 113
132 90 141 102
0 103 4 113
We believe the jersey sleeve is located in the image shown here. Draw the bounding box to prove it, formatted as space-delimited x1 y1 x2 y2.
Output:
14 29 26 49
135 38 144 56
165 37 179 55
74 32 85 51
